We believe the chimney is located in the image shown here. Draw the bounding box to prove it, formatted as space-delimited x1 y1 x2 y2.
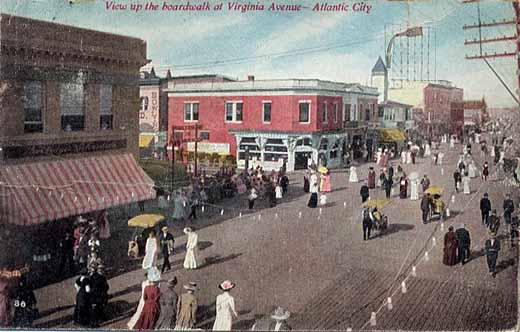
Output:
247 75 255 81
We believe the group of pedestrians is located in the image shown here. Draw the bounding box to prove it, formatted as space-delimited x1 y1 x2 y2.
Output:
73 264 110 328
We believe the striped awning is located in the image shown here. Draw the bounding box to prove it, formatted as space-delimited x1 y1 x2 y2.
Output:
0 153 156 225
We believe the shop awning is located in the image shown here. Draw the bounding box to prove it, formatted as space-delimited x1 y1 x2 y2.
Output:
0 153 156 225
379 128 406 142
139 134 155 148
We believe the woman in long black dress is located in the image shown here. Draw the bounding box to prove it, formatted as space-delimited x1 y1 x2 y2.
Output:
307 182 318 208
74 270 92 327
12 277 38 328
303 171 310 193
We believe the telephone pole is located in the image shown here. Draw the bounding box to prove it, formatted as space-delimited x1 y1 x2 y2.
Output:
462 1 520 106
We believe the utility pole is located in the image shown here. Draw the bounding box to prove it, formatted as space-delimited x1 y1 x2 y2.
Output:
462 1 520 106
194 123 199 178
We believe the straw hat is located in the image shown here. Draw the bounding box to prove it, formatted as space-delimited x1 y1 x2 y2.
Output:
271 307 290 321
147 267 161 282
184 282 197 291
219 280 235 291
161 226 169 232
183 227 192 234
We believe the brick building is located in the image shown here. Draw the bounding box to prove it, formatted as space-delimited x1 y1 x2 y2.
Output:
463 97 488 127
139 70 235 159
0 14 154 228
166 78 378 171
388 80 464 137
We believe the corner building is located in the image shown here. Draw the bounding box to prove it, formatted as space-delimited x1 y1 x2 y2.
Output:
167 78 378 171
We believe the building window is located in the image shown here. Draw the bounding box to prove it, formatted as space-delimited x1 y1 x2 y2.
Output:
23 81 43 133
100 84 113 130
140 97 149 111
333 103 338 123
344 104 351 122
322 103 328 123
262 101 272 123
299 101 311 123
60 82 85 131
264 138 288 162
351 104 357 121
184 102 199 122
238 137 261 160
296 137 312 146
225 101 243 122
199 131 210 141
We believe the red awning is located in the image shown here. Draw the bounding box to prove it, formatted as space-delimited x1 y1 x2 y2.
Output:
0 153 156 225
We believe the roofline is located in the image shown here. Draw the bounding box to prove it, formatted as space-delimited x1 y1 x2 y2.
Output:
0 14 145 43
166 88 379 97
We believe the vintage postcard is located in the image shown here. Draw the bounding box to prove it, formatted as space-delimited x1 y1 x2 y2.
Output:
0 0 519 330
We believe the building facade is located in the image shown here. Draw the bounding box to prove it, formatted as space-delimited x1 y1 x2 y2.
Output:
166 78 378 171
139 71 236 159
0 14 154 227
387 80 463 137
463 98 488 127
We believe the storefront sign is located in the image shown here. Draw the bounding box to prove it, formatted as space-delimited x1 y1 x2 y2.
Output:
187 142 229 154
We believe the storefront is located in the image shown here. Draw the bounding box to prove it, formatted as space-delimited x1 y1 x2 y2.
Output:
377 128 407 154
231 130 346 172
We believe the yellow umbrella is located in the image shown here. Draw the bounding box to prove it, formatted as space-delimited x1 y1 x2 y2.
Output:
318 166 328 174
424 186 444 196
361 199 391 210
128 214 165 228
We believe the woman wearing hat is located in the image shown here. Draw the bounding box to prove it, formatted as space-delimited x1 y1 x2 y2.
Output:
183 228 199 270
212 280 238 331
155 277 178 329
134 268 162 330
175 282 198 330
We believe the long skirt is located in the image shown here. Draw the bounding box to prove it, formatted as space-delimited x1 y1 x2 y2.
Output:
308 193 318 208
183 248 198 270
303 178 310 193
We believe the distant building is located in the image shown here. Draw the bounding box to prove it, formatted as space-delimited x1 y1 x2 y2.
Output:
371 56 387 104
387 80 463 137
463 97 488 127
0 14 153 227
166 77 378 171
378 100 414 130
139 70 236 159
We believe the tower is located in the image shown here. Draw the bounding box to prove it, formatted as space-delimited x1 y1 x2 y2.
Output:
371 56 387 103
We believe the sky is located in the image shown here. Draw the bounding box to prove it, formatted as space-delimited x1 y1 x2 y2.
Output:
1 0 518 107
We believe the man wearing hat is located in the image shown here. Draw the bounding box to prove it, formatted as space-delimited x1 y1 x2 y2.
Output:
480 193 492 226
175 282 198 330
488 210 500 234
455 224 471 265
159 226 174 273
485 232 501 278
251 307 292 331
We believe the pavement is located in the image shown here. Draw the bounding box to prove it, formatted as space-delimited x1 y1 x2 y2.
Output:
32 138 518 330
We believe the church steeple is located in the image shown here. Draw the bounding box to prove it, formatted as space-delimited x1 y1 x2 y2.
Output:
372 56 387 74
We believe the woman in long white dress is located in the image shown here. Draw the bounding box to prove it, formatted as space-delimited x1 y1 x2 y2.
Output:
183 227 199 270
424 144 431 157
468 161 477 178
142 230 158 270
462 174 471 194
406 150 412 164
410 178 419 201
127 267 161 329
212 281 238 331
401 150 407 164
438 152 444 165
349 166 358 183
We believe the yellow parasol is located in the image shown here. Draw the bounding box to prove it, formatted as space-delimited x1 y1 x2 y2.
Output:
128 214 165 228
424 186 444 196
361 199 391 210
318 166 328 174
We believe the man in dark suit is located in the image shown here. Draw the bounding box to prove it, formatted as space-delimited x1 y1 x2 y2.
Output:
360 182 370 203
485 233 500 278
455 224 471 265
89 265 109 327
421 194 431 224
503 194 515 226
160 226 174 273
480 193 492 226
